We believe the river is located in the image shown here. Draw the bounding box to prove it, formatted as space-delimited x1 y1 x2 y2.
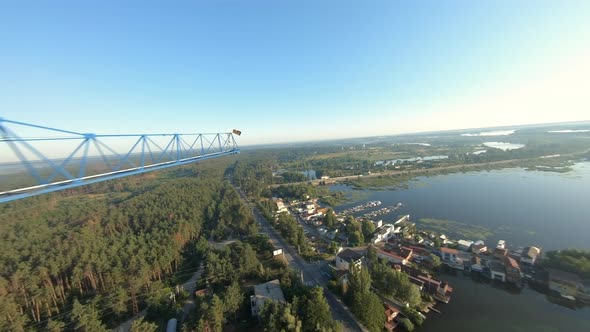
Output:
329 162 590 331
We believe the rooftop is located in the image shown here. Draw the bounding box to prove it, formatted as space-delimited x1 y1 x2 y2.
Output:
441 247 459 255
383 302 400 315
505 256 520 269
337 248 364 263
253 279 285 303
522 246 541 259
458 239 474 247
472 244 487 251
378 247 413 261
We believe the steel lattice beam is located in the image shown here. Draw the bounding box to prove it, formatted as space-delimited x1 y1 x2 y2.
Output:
0 118 240 203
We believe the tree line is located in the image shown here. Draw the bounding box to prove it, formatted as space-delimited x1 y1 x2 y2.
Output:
0 161 258 331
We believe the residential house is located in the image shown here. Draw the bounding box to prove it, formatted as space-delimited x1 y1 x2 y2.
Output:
397 264 453 303
251 280 285 316
377 246 413 265
504 257 522 283
471 241 488 254
457 239 474 251
408 276 425 290
440 247 459 262
371 224 396 244
520 246 541 265
471 255 484 272
335 248 364 271
383 303 400 332
406 246 430 261
417 275 453 303
275 200 288 213
494 247 508 259
490 261 506 282
547 268 583 299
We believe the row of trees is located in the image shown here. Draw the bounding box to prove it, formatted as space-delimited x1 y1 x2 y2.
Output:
542 249 590 278
184 241 259 332
273 213 311 255
227 159 273 197
366 247 425 329
260 270 340 332
345 265 386 332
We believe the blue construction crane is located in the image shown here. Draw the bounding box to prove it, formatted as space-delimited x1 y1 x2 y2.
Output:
0 118 240 203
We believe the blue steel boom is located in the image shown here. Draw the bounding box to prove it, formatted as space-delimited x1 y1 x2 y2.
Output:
0 118 240 203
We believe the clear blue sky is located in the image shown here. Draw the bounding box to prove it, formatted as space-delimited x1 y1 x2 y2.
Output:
1 0 589 146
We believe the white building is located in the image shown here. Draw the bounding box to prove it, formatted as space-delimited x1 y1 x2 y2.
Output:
251 279 285 316
371 224 396 244
373 219 383 228
276 200 288 213
520 246 541 265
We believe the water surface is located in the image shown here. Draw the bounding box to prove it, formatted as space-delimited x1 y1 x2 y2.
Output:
330 163 590 331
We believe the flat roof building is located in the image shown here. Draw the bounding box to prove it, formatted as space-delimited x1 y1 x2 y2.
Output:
251 279 285 316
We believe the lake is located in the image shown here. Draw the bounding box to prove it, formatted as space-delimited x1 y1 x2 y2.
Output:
332 162 590 250
329 162 590 331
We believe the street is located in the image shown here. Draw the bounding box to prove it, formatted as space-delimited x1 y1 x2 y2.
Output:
238 190 366 332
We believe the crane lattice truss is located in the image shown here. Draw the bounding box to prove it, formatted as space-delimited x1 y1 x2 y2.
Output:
0 118 240 203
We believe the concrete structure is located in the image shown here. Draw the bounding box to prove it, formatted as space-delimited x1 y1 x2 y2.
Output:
520 246 541 265
251 279 285 316
494 247 508 258
276 201 288 213
471 256 484 272
335 248 364 271
490 261 506 282
547 268 583 299
504 257 522 283
394 214 411 224
377 247 413 265
457 239 474 251
398 264 453 303
441 247 459 262
471 243 488 254
384 303 400 332
371 224 396 244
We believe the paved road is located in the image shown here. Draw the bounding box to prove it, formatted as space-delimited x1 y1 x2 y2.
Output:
114 309 147 332
114 265 204 332
181 264 204 321
238 190 366 332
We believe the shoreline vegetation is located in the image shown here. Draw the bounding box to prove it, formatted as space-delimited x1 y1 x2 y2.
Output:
337 154 585 189
416 218 494 240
